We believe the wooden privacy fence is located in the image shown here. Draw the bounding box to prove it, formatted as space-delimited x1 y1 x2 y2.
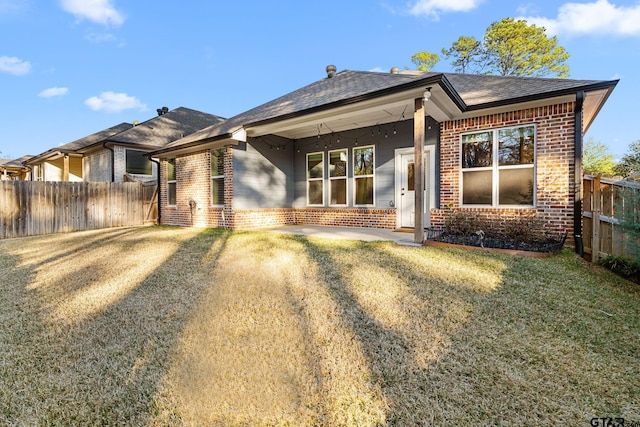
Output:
583 174 640 262
0 181 145 239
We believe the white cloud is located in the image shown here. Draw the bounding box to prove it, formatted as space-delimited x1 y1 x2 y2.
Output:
60 0 124 27
409 0 482 18
0 56 31 75
521 0 640 37
38 87 69 98
85 92 147 113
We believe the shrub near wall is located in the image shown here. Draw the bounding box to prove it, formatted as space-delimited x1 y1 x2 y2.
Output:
434 102 577 242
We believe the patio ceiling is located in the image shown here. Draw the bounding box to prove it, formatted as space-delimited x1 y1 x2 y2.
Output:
245 84 461 140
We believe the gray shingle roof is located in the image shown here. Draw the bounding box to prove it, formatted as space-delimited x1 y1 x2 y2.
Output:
26 123 134 164
156 69 618 154
104 107 226 149
444 73 607 108
0 155 33 168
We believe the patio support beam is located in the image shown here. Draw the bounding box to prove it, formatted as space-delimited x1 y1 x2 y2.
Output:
413 97 425 244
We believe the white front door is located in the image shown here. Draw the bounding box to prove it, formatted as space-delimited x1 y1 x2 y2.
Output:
396 147 434 229
400 153 416 228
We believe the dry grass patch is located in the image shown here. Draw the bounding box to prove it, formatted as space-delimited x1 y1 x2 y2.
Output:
0 226 638 426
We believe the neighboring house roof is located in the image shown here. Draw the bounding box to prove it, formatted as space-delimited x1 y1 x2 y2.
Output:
0 155 33 169
24 107 226 164
153 69 617 156
25 123 134 165
101 107 226 150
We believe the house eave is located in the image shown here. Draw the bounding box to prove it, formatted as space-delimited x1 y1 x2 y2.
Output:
149 128 246 158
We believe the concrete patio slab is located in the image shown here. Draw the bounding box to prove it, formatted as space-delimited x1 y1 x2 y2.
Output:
263 225 423 246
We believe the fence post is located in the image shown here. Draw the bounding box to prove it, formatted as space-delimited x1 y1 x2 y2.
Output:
592 174 602 263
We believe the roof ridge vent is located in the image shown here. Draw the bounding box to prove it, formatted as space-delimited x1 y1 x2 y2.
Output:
326 65 336 78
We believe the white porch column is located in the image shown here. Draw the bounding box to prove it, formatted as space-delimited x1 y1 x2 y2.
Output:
413 97 425 244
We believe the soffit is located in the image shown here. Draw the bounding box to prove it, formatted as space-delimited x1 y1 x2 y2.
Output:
246 85 460 139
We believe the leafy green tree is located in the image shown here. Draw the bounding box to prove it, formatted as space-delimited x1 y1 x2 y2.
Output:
614 140 640 177
583 138 616 176
432 17 570 77
441 36 484 74
483 18 569 77
411 51 440 72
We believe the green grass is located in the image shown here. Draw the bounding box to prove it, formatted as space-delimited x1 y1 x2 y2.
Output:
0 226 638 426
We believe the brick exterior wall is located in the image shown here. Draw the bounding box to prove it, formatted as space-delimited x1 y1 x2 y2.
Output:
161 149 226 228
435 102 577 240
160 147 397 229
227 208 396 230
160 101 579 236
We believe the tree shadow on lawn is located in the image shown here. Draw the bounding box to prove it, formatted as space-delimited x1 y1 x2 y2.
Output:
0 226 231 425
364 246 640 425
299 240 640 425
296 238 509 425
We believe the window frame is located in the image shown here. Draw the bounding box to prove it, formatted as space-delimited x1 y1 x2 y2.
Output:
353 145 375 207
306 152 324 206
125 149 153 176
460 124 536 208
328 148 348 207
210 149 224 207
166 158 176 206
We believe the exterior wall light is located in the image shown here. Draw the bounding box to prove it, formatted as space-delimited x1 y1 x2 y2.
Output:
423 87 432 103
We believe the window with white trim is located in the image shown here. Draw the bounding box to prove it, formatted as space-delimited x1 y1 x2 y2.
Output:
329 149 347 206
167 158 176 206
307 152 324 206
353 145 374 205
211 149 224 206
461 124 535 206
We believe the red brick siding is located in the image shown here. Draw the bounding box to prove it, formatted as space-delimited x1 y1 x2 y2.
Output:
232 208 396 230
161 149 227 228
436 102 577 239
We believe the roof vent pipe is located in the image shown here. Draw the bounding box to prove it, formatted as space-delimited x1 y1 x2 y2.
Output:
390 67 399 74
326 65 336 78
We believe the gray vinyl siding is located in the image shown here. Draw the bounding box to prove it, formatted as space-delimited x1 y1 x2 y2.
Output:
293 119 439 208
232 137 295 209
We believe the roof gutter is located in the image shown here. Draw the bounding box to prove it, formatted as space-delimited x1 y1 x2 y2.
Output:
102 141 115 182
574 91 585 256
149 127 246 157
464 80 618 112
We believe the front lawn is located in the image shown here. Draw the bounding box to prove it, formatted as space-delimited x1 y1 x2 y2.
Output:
0 226 638 425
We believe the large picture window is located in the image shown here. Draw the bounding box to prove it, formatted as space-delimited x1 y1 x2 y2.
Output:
307 152 324 206
211 149 224 206
329 149 347 206
353 145 374 205
126 149 153 175
461 125 535 206
167 158 176 206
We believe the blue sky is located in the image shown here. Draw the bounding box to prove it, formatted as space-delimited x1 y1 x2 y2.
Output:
1 0 638 159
